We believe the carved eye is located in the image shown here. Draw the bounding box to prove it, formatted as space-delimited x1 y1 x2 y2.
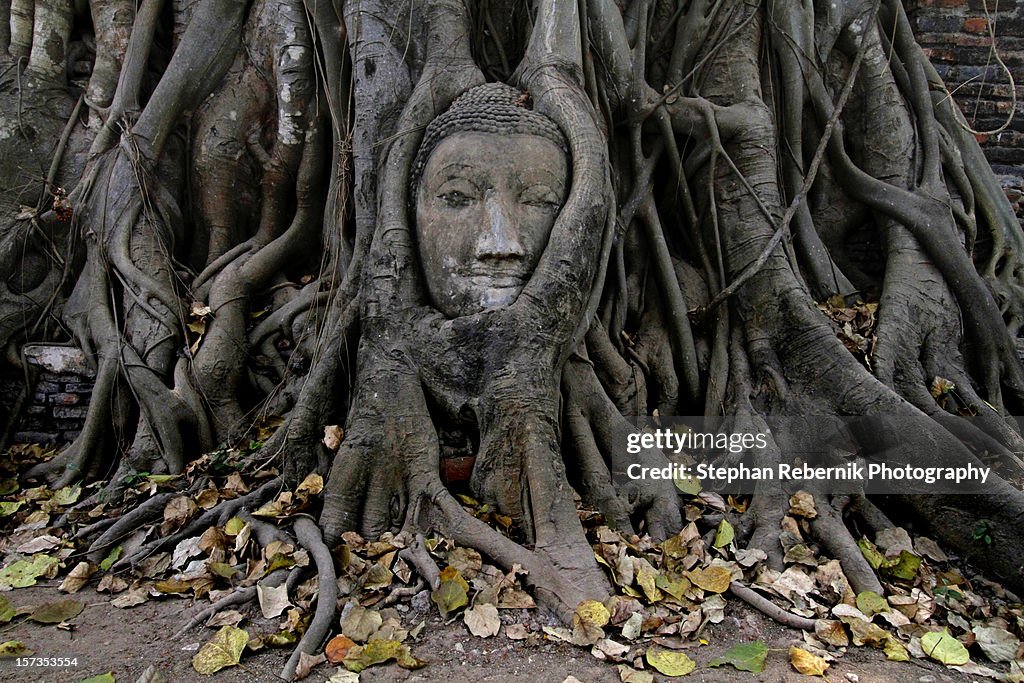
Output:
520 186 560 210
439 190 473 208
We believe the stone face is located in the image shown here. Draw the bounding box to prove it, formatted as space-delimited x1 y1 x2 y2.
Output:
415 131 568 318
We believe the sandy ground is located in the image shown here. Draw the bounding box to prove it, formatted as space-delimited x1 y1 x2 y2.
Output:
0 583 976 683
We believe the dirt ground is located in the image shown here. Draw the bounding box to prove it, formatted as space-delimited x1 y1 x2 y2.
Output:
0 583 977 683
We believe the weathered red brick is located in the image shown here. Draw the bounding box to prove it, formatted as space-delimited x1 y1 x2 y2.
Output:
963 17 988 33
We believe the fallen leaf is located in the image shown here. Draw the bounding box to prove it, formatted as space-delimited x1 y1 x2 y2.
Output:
882 551 921 581
572 599 610 645
296 473 323 496
0 596 13 624
883 636 910 661
327 670 360 683
342 639 423 673
686 566 731 593
951 661 1007 679
0 554 60 589
621 612 644 641
464 603 500 638
0 501 23 517
617 665 654 683
646 646 696 676
431 567 469 618
814 620 849 648
505 624 530 640
789 491 817 518
921 630 970 666
60 562 97 593
593 638 630 660
341 605 383 643
0 640 30 658
708 641 768 673
712 519 734 548
52 485 81 506
833 605 889 647
192 625 249 675
100 546 123 571
161 496 198 535
325 635 357 664
634 559 663 603
323 425 343 451
790 646 829 676
855 591 889 617
18 534 61 554
96 575 128 594
224 517 246 536
76 675 115 683
111 587 148 608
258 583 291 619
973 626 1019 663
913 536 948 562
207 610 244 628
29 599 85 624
446 547 483 579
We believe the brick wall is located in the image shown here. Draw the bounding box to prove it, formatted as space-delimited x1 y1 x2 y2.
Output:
1 347 94 445
908 0 1024 211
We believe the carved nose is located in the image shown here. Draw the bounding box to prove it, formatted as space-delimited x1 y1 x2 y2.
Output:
476 195 524 261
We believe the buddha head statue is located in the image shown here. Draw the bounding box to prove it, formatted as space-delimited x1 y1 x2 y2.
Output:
411 83 569 318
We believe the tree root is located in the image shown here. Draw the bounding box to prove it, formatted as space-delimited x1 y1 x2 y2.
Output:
281 516 337 681
728 582 817 631
110 478 282 570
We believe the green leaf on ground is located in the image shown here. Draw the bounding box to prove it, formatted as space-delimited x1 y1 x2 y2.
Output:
52 485 82 506
77 674 116 683
0 501 23 517
0 554 59 589
431 567 469 618
342 639 424 673
881 551 921 581
708 641 768 673
855 591 889 617
921 630 970 666
0 641 31 658
857 539 886 569
99 546 122 572
712 519 734 548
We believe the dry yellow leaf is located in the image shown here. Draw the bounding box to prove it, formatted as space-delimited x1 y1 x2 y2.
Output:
789 647 829 676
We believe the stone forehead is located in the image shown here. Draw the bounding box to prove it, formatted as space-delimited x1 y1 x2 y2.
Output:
410 82 568 195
